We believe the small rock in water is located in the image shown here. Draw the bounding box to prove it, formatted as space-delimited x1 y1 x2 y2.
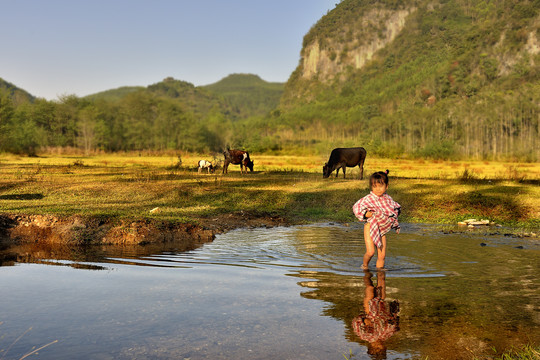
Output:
459 218 497 227
515 245 524 249
467 220 490 226
480 243 487 247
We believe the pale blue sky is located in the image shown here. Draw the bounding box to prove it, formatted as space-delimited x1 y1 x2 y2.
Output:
1 0 337 100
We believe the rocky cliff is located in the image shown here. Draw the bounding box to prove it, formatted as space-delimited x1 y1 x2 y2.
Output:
301 7 414 82
281 0 540 106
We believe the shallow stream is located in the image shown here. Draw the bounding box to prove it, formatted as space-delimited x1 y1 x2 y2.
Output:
1 223 539 359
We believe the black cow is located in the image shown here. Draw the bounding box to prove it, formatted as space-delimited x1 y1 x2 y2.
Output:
323 147 367 179
223 149 254 174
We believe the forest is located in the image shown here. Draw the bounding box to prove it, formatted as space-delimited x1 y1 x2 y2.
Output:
1 0 539 161
0 75 283 156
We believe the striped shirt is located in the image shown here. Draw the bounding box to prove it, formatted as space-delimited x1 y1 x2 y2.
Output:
352 192 401 248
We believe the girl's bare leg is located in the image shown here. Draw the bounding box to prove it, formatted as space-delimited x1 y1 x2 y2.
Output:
376 235 387 269
363 271 374 311
363 223 375 269
376 270 386 299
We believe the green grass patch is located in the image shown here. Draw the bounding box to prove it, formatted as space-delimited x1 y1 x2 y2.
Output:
475 344 540 360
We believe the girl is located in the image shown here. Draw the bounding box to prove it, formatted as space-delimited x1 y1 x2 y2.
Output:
352 170 401 269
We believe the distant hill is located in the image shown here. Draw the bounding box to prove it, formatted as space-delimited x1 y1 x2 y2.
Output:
203 74 284 118
84 74 284 120
84 86 144 101
0 78 35 103
146 77 233 118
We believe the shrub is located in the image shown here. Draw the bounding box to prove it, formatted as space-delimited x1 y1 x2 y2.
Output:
415 141 456 160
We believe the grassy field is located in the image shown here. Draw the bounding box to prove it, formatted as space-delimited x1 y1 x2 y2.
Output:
0 152 539 230
474 344 540 360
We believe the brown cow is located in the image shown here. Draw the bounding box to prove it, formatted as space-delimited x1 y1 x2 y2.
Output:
223 149 254 174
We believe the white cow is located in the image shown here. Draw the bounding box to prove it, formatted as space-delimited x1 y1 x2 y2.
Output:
198 160 214 174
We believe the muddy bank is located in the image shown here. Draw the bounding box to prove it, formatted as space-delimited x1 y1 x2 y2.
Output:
0 212 289 246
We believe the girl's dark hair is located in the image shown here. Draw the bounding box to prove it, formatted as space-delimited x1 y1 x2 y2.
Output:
369 169 390 188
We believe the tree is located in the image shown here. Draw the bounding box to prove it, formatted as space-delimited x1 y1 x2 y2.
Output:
5 103 45 156
0 90 15 151
78 106 98 155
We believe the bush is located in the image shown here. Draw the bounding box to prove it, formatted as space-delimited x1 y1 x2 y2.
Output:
415 140 456 160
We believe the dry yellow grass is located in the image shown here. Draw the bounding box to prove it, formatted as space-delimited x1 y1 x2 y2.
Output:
0 152 538 229
4 152 536 180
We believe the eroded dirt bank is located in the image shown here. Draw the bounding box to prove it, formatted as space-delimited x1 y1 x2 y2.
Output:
0 212 289 246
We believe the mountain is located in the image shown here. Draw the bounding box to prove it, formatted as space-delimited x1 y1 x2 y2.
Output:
84 74 283 120
0 78 35 103
146 77 233 118
284 0 540 103
277 0 540 160
84 86 144 102
203 74 284 118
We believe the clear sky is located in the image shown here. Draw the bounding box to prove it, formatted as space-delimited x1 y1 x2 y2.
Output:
1 0 337 100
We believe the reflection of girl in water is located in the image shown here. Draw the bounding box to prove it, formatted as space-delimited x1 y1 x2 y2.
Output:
352 270 399 359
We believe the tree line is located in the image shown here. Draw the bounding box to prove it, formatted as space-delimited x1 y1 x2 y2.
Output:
270 84 540 161
1 83 537 161
0 90 235 156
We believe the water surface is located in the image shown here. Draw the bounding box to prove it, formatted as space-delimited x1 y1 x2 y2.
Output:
0 224 538 359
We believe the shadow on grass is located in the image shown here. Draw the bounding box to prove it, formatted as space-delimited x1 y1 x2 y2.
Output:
0 183 19 192
393 180 530 222
0 193 44 200
158 172 537 225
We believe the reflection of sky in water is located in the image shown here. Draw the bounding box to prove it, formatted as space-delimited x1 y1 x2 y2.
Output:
0 223 538 360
